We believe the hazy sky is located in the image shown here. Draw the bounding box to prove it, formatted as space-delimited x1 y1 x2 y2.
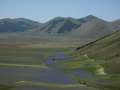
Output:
0 0 120 22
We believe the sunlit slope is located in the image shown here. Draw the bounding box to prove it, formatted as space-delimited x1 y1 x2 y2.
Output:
75 31 120 74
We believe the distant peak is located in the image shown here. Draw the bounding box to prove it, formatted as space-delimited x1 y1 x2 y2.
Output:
79 15 107 22
53 17 65 20
86 15 97 19
14 18 34 21
52 16 76 20
0 18 12 21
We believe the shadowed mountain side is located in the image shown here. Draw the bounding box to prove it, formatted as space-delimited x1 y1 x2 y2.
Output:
0 18 41 32
30 17 80 33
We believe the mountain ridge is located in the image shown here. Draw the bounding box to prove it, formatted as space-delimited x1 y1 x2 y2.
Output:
0 18 41 32
0 15 120 39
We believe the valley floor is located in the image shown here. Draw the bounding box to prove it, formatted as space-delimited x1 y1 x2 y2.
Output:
0 37 119 90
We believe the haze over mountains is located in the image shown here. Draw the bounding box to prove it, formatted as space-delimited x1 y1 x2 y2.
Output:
0 15 120 39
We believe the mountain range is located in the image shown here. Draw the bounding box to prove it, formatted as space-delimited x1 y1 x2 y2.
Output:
0 15 120 39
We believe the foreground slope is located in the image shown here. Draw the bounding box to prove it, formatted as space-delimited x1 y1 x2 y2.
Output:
52 31 120 90
75 31 120 74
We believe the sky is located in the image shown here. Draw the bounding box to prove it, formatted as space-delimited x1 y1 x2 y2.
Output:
0 0 120 22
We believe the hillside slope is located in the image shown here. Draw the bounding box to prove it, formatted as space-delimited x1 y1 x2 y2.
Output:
31 17 80 33
70 15 115 38
75 31 120 74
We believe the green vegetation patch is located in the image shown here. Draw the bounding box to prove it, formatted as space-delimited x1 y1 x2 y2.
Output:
0 63 48 69
15 80 85 88
0 85 14 90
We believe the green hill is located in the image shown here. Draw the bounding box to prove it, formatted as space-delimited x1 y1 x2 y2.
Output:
75 31 120 74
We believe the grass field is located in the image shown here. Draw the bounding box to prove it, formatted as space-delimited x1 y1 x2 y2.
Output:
0 33 120 90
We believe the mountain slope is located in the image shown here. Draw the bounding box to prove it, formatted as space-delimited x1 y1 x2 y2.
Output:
111 19 120 30
29 15 120 39
0 18 40 32
69 15 115 38
30 17 81 33
75 31 120 74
